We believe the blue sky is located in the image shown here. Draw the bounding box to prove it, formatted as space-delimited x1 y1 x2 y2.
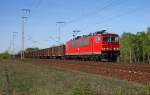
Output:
0 0 150 53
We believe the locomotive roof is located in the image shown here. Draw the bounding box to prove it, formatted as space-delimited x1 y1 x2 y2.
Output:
71 30 118 41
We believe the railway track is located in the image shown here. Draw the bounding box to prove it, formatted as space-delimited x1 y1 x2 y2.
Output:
31 59 150 84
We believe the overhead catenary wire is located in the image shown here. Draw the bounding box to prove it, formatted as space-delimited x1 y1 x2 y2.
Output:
35 0 42 8
23 0 150 48
56 0 126 38
94 4 150 30
66 0 124 24
30 0 43 9
26 0 122 44
58 0 127 38
49 36 60 43
65 0 150 36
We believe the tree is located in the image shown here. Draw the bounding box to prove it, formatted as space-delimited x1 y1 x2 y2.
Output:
120 32 136 63
120 27 150 64
25 48 39 53
0 51 11 60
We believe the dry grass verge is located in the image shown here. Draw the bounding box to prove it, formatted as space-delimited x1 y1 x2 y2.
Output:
0 60 149 95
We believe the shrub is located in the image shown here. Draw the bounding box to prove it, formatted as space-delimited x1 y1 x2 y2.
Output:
143 84 150 95
72 80 96 95
115 87 124 95
12 79 33 94
0 51 11 60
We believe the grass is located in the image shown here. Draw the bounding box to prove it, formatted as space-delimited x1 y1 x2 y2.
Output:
0 60 149 95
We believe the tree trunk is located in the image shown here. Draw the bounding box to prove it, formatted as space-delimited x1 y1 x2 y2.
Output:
143 51 145 63
130 49 132 63
134 51 137 63
148 55 150 64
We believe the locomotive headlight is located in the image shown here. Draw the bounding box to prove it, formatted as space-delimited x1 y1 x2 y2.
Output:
103 48 105 50
107 48 108 50
102 48 106 51
113 48 119 50
107 48 109 50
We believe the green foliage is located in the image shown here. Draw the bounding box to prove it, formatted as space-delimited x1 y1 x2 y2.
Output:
120 27 150 63
0 51 10 60
143 84 150 95
25 48 39 53
72 81 96 95
0 79 4 94
115 87 124 95
12 79 33 93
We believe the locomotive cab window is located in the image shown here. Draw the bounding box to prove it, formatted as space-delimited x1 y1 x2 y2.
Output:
103 37 110 42
111 37 119 42
115 37 119 42
103 36 119 42
96 36 100 42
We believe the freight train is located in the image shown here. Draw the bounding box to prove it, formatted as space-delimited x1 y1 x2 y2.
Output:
18 30 120 61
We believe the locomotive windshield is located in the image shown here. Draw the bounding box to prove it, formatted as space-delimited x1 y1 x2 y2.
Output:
103 36 119 42
103 37 110 42
111 37 119 42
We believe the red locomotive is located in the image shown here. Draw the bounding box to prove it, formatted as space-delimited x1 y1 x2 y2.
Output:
17 30 120 61
65 30 120 61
